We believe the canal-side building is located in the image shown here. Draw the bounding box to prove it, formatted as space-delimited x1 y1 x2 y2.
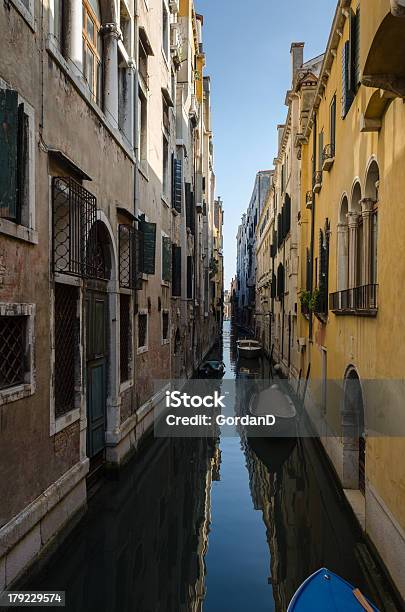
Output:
297 0 405 598
235 171 272 333
271 45 323 379
0 0 221 591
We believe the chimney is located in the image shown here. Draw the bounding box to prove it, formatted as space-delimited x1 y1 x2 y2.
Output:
290 42 305 87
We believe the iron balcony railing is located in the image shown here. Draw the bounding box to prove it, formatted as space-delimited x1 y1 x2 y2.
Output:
330 284 378 314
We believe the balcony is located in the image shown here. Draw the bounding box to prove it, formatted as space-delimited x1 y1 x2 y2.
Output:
305 191 313 210
322 144 335 171
330 284 378 316
313 171 322 194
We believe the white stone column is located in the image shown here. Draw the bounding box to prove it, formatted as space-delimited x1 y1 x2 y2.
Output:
120 61 135 146
65 0 83 76
347 212 359 289
102 23 121 127
360 198 376 287
337 222 349 291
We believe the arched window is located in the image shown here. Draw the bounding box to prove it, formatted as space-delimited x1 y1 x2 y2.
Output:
337 196 349 291
350 181 362 288
82 0 102 104
365 160 379 285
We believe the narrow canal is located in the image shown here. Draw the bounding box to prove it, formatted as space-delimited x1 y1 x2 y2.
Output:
18 321 401 611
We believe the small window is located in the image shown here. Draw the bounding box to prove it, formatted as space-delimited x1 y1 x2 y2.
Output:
138 313 148 351
162 311 169 343
120 294 131 382
139 37 149 87
82 0 102 105
0 315 27 390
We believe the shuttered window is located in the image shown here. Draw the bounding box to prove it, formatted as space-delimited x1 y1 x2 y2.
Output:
306 248 312 292
172 245 182 297
171 157 182 213
330 95 336 150
120 294 131 383
139 217 156 275
119 224 138 290
342 41 353 118
0 90 29 224
162 235 172 282
285 195 291 236
349 7 361 94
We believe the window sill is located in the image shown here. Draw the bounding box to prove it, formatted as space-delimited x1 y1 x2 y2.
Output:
53 408 80 435
161 195 170 207
171 207 179 216
161 280 170 287
0 382 35 407
161 338 170 346
0 218 38 244
46 36 135 163
9 0 35 32
120 380 133 393
137 346 148 355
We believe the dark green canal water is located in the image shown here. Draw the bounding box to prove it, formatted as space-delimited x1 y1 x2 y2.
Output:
18 321 401 612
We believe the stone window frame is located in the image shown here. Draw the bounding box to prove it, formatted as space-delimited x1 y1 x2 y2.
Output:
8 0 35 32
0 80 37 245
0 303 36 406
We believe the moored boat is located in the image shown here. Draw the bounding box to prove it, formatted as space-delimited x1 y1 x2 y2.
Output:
287 568 379 611
236 339 262 359
248 383 297 438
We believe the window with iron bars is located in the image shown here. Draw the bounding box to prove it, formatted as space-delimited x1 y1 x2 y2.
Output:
120 294 131 382
0 315 27 390
54 284 79 417
138 313 148 350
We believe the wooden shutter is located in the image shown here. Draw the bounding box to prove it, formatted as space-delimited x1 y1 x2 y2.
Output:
0 89 18 220
285 194 291 235
318 131 324 169
187 255 193 299
330 95 336 149
185 182 195 234
162 235 172 282
277 213 282 247
342 41 353 118
306 248 312 292
172 157 182 213
172 244 182 297
140 218 156 275
349 8 360 93
16 103 28 225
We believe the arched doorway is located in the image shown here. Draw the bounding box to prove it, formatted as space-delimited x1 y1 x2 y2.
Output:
85 221 113 464
342 367 366 494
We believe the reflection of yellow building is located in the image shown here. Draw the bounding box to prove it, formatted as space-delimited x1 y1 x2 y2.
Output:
297 0 405 597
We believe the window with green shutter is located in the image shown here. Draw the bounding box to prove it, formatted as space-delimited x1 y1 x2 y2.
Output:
171 157 182 213
0 90 18 221
139 217 156 275
349 7 360 94
342 40 354 118
0 89 30 225
162 235 172 282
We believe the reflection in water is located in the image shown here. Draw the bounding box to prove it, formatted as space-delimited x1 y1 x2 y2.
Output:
20 322 399 612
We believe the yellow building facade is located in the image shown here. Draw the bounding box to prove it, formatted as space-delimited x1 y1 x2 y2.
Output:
297 0 405 597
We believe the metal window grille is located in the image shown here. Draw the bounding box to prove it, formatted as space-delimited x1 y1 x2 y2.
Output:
52 176 98 278
54 284 78 417
162 311 169 341
120 294 131 382
0 316 26 390
119 224 137 289
138 313 147 348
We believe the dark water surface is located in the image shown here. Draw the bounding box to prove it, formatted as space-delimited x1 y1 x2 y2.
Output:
19 321 401 611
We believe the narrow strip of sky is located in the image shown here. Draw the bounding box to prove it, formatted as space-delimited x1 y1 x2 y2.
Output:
196 0 337 289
